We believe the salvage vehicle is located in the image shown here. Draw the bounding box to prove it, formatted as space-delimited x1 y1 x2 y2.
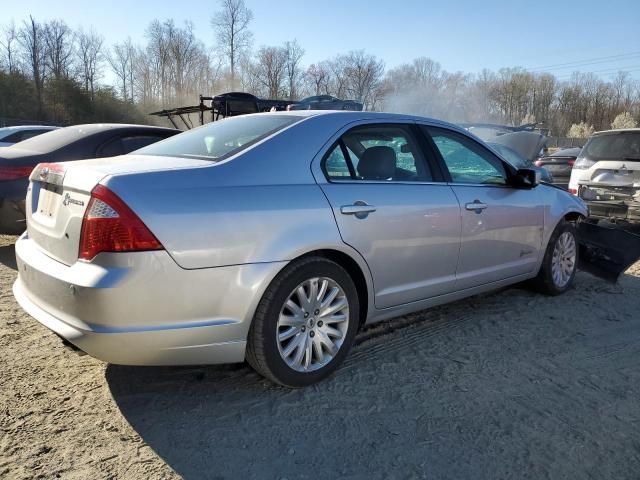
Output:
488 142 553 184
0 125 59 147
14 111 591 387
287 95 363 111
535 147 581 189
0 124 179 234
569 129 640 222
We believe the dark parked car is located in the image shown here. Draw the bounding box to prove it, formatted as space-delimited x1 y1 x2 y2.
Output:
287 95 363 111
488 142 553 183
535 147 581 189
0 123 179 234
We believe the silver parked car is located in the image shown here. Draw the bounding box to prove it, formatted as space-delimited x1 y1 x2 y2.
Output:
13 111 587 387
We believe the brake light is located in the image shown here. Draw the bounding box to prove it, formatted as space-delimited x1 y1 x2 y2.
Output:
78 184 163 261
568 159 575 167
0 165 34 181
534 159 543 167
568 188 577 195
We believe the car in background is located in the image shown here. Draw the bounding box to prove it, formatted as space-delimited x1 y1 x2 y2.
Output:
535 147 581 189
0 125 60 147
569 128 640 223
12 111 587 387
287 95 363 111
0 124 179 234
488 142 553 184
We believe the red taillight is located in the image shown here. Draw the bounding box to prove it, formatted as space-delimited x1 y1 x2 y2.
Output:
0 165 34 181
568 188 577 195
534 159 543 167
78 184 163 261
568 159 575 167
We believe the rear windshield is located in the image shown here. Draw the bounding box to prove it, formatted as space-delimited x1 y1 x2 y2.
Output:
136 114 302 161
581 132 640 161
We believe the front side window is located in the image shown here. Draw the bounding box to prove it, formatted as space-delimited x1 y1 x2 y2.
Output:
136 114 302 162
323 124 432 182
426 128 507 185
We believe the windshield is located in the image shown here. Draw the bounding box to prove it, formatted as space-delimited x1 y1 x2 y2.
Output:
581 132 640 161
136 114 302 161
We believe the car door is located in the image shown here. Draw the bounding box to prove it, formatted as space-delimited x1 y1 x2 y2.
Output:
316 122 461 309
423 126 544 290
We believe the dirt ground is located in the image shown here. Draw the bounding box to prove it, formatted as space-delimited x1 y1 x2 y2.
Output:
2 233 640 480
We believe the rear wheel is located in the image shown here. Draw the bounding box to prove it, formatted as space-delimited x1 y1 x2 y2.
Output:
530 221 578 295
246 257 359 387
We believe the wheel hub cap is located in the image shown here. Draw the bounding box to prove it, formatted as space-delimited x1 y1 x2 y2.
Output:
551 231 576 288
276 277 350 372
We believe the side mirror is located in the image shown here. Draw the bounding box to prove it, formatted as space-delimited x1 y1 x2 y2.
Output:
512 168 540 189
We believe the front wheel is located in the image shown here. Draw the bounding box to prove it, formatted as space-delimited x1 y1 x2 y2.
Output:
530 221 578 295
246 257 359 387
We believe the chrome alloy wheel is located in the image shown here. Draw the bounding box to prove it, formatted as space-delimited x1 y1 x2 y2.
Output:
276 277 350 372
551 231 576 288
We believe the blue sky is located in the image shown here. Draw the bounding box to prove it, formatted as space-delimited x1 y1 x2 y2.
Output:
5 0 640 79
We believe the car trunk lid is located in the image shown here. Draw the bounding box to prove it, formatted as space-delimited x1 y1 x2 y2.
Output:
26 155 212 266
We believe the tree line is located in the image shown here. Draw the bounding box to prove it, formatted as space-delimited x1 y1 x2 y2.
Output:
1 0 638 136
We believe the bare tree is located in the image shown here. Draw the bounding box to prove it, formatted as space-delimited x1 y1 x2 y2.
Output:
284 40 304 100
18 16 48 116
304 62 330 95
0 21 19 73
43 20 75 81
211 0 253 89
108 38 135 102
255 45 287 98
343 50 384 109
76 28 104 101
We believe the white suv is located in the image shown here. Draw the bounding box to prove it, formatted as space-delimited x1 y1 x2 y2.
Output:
568 128 640 223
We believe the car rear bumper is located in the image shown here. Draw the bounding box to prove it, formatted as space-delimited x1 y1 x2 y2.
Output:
13 234 287 365
578 183 640 223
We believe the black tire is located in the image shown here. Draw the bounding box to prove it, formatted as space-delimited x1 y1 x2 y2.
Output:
530 220 578 295
246 256 360 387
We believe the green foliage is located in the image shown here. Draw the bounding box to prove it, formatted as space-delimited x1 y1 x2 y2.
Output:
0 70 148 126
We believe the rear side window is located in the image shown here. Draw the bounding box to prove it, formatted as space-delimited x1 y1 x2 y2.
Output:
426 127 507 185
581 132 640 161
322 124 432 182
136 115 302 162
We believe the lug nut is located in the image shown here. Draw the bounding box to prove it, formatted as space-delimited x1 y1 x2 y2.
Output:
304 312 309 318
314 310 319 315
301 326 306 332
317 321 323 327
310 331 315 338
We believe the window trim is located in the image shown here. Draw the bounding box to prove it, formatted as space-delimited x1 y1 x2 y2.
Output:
320 123 437 184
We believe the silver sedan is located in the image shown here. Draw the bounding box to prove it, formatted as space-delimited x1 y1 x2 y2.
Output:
13 111 587 387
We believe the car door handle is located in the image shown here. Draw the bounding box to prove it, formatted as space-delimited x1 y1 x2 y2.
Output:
340 202 376 217
465 200 488 213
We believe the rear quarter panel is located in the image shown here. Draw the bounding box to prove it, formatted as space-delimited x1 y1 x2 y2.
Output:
103 114 354 270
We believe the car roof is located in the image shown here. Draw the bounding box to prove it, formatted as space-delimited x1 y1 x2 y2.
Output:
251 110 466 131
58 123 179 133
593 128 640 135
0 125 59 131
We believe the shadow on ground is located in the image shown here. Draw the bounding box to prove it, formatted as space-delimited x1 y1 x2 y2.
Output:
106 272 640 479
0 244 17 270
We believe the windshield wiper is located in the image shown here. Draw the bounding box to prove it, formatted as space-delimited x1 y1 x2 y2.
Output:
623 156 640 161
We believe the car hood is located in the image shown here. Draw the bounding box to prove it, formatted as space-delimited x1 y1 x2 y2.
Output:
491 131 547 162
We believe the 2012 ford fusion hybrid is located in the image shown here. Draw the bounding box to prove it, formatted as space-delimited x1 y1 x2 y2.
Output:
13 111 587 387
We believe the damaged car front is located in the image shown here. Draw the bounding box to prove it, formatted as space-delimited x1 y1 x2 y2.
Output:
569 129 640 224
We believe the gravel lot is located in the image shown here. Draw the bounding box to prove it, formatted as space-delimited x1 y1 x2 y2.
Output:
2 233 640 479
